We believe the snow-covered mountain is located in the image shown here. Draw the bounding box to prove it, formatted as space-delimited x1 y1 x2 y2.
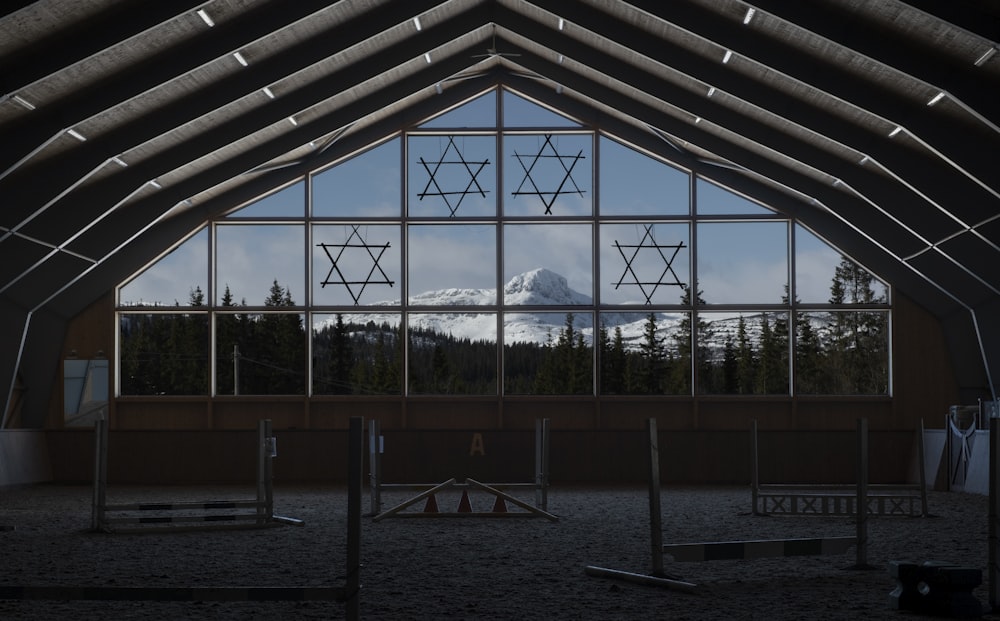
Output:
322 267 832 352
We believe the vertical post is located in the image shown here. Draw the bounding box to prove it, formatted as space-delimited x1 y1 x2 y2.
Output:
346 416 363 621
91 417 108 531
990 416 999 611
917 418 928 517
233 345 240 396
536 418 550 511
647 418 664 578
855 417 869 568
257 419 274 524
369 419 381 516
751 419 760 515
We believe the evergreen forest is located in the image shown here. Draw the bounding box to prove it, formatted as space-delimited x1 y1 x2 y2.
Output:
119 258 888 396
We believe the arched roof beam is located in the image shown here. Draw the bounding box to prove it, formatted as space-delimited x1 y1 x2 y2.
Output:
4 41 488 311
746 0 1000 130
0 6 492 289
515 3 999 246
616 0 1000 205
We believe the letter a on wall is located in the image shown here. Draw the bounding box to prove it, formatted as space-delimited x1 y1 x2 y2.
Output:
469 432 486 456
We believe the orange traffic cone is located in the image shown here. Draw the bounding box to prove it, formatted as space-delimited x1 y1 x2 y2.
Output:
423 494 439 513
457 490 473 513
491 495 508 513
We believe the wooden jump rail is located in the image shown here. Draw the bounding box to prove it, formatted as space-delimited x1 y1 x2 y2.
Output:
586 418 871 592
92 418 302 532
751 419 929 517
2 416 366 621
368 418 553 521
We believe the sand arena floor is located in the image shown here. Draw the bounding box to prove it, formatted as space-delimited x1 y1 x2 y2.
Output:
0 483 996 620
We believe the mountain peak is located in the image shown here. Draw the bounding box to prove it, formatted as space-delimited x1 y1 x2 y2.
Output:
503 268 592 305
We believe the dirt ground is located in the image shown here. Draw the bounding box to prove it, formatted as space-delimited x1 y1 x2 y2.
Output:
0 483 995 620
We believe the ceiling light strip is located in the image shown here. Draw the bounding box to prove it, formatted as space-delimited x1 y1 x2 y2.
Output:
67 128 87 142
233 52 248 67
196 8 214 27
11 94 35 110
974 46 997 67
742 7 756 25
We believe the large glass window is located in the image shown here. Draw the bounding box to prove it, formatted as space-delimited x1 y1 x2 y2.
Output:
116 87 890 399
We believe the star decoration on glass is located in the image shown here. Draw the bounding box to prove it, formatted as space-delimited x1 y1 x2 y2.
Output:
317 225 395 305
510 134 586 214
415 135 491 217
612 224 687 304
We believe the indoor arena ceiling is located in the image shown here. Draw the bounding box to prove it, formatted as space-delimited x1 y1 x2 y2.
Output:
1 0 998 424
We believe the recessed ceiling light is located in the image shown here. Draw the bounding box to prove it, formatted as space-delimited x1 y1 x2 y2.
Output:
263 86 275 99
888 125 903 138
743 7 756 25
111 156 128 167
707 86 716 97
695 117 702 124
412 16 422 31
558 18 565 31
149 179 162 189
67 128 87 141
557 54 564 64
12 94 35 110
233 52 248 67
832 178 842 187
859 155 870 165
435 83 442 95
288 116 298 126
974 46 997 67
196 9 214 27
926 91 945 106
722 50 733 64
424 52 432 64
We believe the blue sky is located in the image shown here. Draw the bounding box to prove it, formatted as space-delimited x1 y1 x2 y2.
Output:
118 89 884 310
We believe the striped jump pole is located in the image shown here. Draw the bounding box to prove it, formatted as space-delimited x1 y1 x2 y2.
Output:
664 536 856 562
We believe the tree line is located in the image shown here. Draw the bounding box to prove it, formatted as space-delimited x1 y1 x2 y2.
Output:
119 257 887 396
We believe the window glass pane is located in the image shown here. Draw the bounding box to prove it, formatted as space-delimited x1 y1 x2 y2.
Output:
796 225 888 304
503 311 592 395
698 312 789 395
215 312 306 395
598 312 690 395
226 181 305 218
420 91 496 128
504 224 592 305
502 90 580 127
796 311 889 395
119 313 209 395
696 178 774 215
312 313 402 395
312 139 400 218
215 224 304 306
408 313 497 395
503 133 592 216
599 137 689 216
408 135 496 217
119 228 207 307
312 224 400 306
408 224 496 305
697 222 788 304
600 223 689 305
